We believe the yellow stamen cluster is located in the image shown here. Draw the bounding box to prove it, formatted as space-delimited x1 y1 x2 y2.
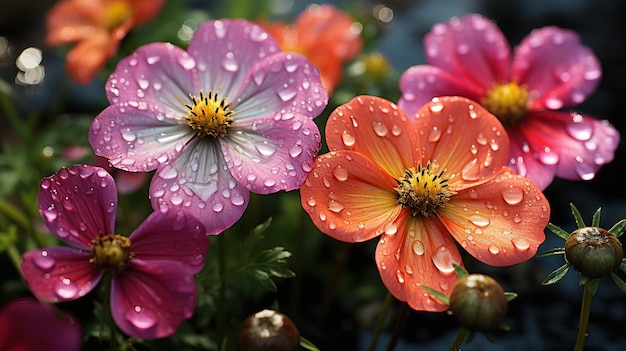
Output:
90 234 132 274
104 1 132 29
395 162 455 217
184 90 234 138
482 82 529 126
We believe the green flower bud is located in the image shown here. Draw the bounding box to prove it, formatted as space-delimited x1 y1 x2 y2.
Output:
237 309 300 351
564 227 623 279
448 274 508 332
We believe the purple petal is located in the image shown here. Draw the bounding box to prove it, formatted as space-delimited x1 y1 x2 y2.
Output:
110 260 199 339
129 210 209 272
149 140 250 234
188 19 281 100
398 65 484 118
21 247 102 303
223 112 321 194
233 52 328 119
512 27 601 110
423 14 511 90
506 128 556 190
38 165 117 248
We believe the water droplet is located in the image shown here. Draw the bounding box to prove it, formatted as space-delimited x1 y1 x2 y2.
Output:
372 121 388 137
396 270 405 284
341 132 355 146
461 158 480 181
385 223 398 235
277 86 297 101
501 186 524 205
566 117 592 141
255 141 277 157
432 247 455 274
177 55 196 70
412 240 425 256
428 126 441 142
429 97 444 113
307 197 317 207
43 205 58 222
125 306 158 330
511 237 530 251
33 251 56 271
54 279 79 299
159 166 178 179
222 52 239 72
328 200 345 213
469 214 490 227
545 97 563 109
488 244 500 255
332 165 349 181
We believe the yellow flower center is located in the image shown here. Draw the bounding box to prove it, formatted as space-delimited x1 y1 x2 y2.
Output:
395 162 456 217
482 82 529 126
184 90 234 138
104 1 133 29
90 234 131 274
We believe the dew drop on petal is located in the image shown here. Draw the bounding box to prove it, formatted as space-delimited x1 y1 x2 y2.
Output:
461 158 480 181
372 121 388 137
469 214 490 227
412 240 425 256
277 86 297 101
255 141 277 157
431 246 455 274
429 97 444 113
332 165 349 181
501 186 524 205
125 306 158 330
511 237 530 251
428 126 441 142
33 250 56 271
396 270 405 284
54 278 79 299
341 132 355 147
328 200 345 213
177 55 196 70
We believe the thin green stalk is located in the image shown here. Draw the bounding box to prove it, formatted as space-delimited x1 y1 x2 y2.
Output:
448 327 469 351
574 282 594 351
217 233 227 349
367 292 395 351
7 243 23 277
101 274 118 350
0 198 30 230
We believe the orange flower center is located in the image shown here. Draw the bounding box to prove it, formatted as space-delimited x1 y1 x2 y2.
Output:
90 234 131 274
395 162 455 217
104 0 133 29
184 90 234 138
482 82 529 126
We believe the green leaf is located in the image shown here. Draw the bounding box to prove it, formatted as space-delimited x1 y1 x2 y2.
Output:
610 272 626 293
591 207 602 227
505 292 518 302
0 225 18 253
547 223 570 241
535 247 566 258
420 284 450 305
570 203 586 228
300 336 321 351
541 263 570 285
608 219 626 237
452 263 468 278
620 259 626 274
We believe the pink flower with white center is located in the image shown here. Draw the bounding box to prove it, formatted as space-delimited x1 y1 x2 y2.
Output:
89 19 328 234
21 164 209 339
398 13 619 190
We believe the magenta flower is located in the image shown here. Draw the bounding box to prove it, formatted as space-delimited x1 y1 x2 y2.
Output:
89 19 328 234
21 164 209 339
0 298 82 351
398 13 619 190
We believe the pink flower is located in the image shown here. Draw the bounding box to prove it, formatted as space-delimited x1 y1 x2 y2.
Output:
89 19 328 234
398 14 619 190
21 164 209 339
0 298 82 351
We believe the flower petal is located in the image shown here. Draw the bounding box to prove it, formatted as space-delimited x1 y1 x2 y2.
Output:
223 112 320 194
414 97 510 190
149 140 250 234
423 14 511 90
188 19 281 100
64 31 112 84
439 168 549 266
375 214 462 312
110 260 198 339
45 0 101 46
38 165 117 249
233 52 328 119
300 150 401 243
507 129 556 190
21 247 102 303
130 210 209 272
398 65 484 118
512 27 601 110
325 95 419 179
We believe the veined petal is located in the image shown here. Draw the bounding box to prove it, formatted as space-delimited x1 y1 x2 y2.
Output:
149 140 250 234
375 214 462 312
439 167 549 266
413 97 510 190
507 127 556 190
300 150 401 243
21 247 102 303
38 165 117 249
188 19 281 100
424 14 511 90
234 52 328 119
223 112 321 194
64 31 111 85
398 65 484 118
89 101 194 172
512 27 601 110
130 210 209 272
325 95 419 179
110 260 198 339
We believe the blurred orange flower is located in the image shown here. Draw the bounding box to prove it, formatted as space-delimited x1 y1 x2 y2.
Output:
46 0 165 84
259 4 363 94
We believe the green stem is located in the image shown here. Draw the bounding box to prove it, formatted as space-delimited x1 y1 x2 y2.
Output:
574 281 594 351
448 326 469 351
217 233 227 349
7 243 23 277
367 292 395 351
0 198 30 230
101 274 118 350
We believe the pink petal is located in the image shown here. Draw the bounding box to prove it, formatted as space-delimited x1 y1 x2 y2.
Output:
38 165 117 249
129 210 209 272
110 260 199 339
188 19 281 99
0 298 82 351
507 127 556 190
149 140 250 234
233 52 328 119
223 112 321 194
375 214 462 312
512 27 601 110
21 247 102 303
423 14 511 90
398 65 484 118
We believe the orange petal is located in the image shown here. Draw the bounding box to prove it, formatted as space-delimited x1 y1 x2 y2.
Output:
375 214 462 312
413 96 510 191
439 167 549 266
45 0 102 46
129 0 166 24
325 96 420 179
300 150 400 243
64 31 112 84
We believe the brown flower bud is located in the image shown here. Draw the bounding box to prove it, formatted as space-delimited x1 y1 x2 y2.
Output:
448 274 508 332
564 227 623 279
237 309 300 351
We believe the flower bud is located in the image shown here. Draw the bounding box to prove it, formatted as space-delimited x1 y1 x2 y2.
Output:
448 274 508 332
237 309 300 351
564 227 623 279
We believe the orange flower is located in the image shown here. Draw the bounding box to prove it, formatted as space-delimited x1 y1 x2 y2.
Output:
259 4 362 94
46 0 165 84
300 96 550 311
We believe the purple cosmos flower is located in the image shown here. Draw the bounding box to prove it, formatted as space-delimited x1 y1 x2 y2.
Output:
89 19 328 234
398 13 619 190
21 164 209 339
